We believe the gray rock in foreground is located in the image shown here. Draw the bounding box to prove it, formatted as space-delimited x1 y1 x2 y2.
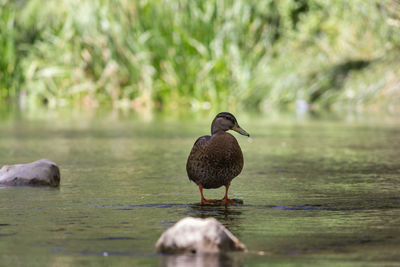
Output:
0 159 60 187
156 217 247 254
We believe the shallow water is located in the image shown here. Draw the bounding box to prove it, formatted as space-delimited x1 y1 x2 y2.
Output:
0 112 399 266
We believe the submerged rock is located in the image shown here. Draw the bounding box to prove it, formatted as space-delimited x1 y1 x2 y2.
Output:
0 159 60 187
156 217 247 254
162 253 242 267
202 198 244 205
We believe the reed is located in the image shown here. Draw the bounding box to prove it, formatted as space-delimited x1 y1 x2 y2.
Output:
0 0 399 113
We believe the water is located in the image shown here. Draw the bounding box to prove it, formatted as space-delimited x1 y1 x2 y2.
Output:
0 112 399 266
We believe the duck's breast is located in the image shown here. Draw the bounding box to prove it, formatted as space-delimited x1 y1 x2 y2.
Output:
186 132 243 188
207 133 243 177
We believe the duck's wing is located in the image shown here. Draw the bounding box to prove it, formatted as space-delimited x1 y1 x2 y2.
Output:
188 135 211 160
186 135 211 183
193 135 211 149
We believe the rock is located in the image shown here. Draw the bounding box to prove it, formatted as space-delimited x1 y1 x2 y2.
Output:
156 217 247 254
162 253 241 267
202 198 244 205
0 159 60 187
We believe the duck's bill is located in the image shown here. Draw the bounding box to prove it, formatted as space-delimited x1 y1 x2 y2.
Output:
232 124 250 137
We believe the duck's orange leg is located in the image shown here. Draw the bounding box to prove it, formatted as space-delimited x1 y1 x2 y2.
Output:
199 184 217 204
221 185 235 204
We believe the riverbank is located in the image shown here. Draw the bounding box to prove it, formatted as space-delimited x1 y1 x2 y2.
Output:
1 1 399 112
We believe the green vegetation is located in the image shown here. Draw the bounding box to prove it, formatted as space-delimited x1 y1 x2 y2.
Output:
1 0 400 113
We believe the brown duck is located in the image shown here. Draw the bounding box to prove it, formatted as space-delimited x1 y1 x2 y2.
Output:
186 112 250 204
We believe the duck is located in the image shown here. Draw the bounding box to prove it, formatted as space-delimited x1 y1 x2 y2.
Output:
186 112 250 204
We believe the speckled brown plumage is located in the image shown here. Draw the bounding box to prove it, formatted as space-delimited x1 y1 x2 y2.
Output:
186 132 243 189
186 112 249 204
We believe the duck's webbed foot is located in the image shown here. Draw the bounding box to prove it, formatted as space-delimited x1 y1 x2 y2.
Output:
220 185 235 204
221 197 235 204
201 198 218 204
198 184 217 204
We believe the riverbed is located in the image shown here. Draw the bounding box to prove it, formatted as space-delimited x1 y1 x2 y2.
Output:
0 111 399 266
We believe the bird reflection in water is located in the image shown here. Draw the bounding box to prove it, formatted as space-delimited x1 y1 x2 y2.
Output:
185 202 244 233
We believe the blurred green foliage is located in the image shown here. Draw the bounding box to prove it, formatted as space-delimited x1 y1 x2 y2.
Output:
0 0 400 112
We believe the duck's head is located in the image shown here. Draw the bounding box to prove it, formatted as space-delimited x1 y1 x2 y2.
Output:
211 112 250 137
